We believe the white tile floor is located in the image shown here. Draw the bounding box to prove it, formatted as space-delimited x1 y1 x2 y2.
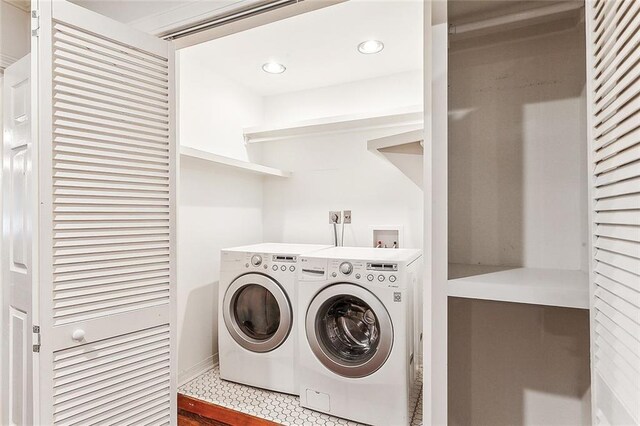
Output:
179 365 423 426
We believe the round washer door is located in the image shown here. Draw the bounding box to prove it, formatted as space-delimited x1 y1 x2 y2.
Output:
306 283 393 378
223 273 292 353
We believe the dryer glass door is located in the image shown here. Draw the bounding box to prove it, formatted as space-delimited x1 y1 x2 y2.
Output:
306 283 393 378
224 273 292 353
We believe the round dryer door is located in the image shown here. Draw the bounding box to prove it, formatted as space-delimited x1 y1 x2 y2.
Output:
223 273 292 353
306 283 393 378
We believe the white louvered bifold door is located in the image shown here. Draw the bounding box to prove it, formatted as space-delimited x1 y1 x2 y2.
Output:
33 1 176 424
586 0 640 425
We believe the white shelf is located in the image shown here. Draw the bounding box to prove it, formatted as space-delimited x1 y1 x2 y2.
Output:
367 129 424 188
180 146 291 178
448 264 589 309
243 106 423 143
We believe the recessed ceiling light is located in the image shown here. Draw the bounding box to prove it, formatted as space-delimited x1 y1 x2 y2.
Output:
358 40 384 54
262 62 286 74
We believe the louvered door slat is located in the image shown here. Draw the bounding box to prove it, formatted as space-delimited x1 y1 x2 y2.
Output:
594 0 635 56
595 177 640 199
595 313 640 359
588 1 640 423
51 324 170 424
594 192 640 210
595 262 639 290
596 326 640 375
596 129 640 163
595 237 640 258
594 210 640 225
593 0 626 48
54 93 169 125
36 1 175 424
596 340 640 390
51 23 168 70
596 274 640 307
596 224 640 242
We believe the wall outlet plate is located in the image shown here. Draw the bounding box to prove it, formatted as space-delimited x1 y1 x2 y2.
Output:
343 210 352 224
329 211 342 224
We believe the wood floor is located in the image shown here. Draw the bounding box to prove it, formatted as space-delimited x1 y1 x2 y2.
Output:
178 394 280 426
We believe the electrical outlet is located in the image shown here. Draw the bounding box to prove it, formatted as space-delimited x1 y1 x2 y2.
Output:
343 210 352 224
329 211 342 224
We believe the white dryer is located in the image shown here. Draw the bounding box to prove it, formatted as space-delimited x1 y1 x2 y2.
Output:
298 247 423 425
218 243 331 394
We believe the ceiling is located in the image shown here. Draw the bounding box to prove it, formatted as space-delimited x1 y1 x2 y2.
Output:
69 0 194 24
182 0 423 96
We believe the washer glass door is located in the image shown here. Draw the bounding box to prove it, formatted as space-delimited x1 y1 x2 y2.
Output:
306 283 393 378
224 273 292 353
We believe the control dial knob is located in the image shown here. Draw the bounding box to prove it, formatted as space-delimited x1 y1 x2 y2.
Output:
339 262 353 275
251 255 262 266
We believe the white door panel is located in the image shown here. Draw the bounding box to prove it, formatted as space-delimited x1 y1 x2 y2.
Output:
586 0 640 424
2 54 33 426
33 0 176 424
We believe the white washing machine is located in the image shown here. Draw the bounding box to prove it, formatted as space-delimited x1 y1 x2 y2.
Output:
298 247 423 425
218 243 332 395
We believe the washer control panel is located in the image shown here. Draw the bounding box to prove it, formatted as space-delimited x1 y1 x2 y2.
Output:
325 258 400 288
242 253 297 273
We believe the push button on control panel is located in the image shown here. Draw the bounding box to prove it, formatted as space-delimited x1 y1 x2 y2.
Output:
281 265 287 271
272 265 278 271
389 275 397 283
367 274 374 282
289 266 296 272
355 273 361 279
378 275 385 282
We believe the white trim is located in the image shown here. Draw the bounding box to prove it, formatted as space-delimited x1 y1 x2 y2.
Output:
423 1 448 424
178 353 219 387
171 0 345 50
180 146 291 178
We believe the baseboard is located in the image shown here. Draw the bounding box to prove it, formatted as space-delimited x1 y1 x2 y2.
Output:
178 353 219 387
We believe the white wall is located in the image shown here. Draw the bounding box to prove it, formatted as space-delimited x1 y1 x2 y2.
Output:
449 298 591 426
179 48 263 162
177 50 266 383
263 70 423 125
259 69 423 248
448 25 587 271
261 127 423 248
177 156 263 384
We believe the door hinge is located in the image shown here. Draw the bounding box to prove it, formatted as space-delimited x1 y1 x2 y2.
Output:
33 325 41 353
31 10 40 37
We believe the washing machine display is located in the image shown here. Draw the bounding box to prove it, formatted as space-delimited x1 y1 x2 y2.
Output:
223 273 292 353
306 283 393 378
